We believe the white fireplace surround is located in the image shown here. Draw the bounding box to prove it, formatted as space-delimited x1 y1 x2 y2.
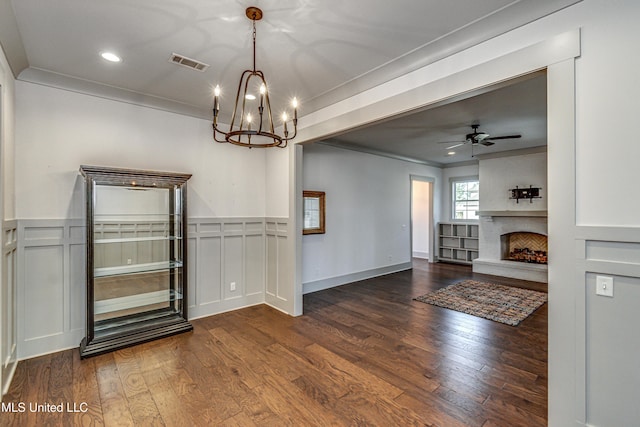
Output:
473 211 548 283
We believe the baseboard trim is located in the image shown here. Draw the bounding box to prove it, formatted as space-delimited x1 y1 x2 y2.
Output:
303 262 412 295
2 358 18 396
412 251 429 259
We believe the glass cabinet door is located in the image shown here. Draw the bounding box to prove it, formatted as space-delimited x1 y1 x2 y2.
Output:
80 166 192 358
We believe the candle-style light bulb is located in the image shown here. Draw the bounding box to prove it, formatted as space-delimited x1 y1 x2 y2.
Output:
213 85 221 118
292 97 298 122
259 83 266 111
282 112 289 136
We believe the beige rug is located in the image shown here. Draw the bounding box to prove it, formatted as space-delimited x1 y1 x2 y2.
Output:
414 280 547 326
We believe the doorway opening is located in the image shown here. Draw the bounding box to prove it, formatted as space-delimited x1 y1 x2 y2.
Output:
411 176 434 263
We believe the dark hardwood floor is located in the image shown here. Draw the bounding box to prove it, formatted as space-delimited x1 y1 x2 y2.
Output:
0 260 547 426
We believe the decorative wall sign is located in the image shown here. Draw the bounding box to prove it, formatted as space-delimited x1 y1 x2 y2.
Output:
509 186 542 203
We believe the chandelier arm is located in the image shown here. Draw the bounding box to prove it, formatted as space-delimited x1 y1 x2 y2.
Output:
283 123 298 141
239 75 252 144
263 94 276 134
229 69 254 132
257 74 267 135
255 72 272 130
212 123 227 143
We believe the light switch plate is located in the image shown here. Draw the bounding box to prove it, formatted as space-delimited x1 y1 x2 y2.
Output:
596 275 614 297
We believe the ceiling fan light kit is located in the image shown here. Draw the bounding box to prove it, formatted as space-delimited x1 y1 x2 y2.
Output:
444 124 522 157
212 7 298 148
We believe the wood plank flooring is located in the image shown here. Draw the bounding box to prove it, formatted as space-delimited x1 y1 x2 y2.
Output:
0 261 547 426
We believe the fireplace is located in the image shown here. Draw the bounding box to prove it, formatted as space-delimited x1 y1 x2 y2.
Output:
472 212 548 283
501 232 548 264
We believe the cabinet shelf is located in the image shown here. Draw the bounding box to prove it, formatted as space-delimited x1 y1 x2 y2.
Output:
95 236 182 244
94 260 183 278
437 222 479 265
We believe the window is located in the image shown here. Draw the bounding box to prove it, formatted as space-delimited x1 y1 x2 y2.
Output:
452 178 479 220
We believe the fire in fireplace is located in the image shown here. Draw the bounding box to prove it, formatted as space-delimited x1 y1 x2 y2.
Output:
500 232 548 264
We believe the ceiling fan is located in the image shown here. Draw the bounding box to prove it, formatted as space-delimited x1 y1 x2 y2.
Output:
442 124 521 150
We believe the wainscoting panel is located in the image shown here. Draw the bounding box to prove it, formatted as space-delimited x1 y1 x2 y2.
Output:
576 226 640 427
24 246 65 337
223 235 243 300
245 234 265 296
2 221 18 395
17 220 85 360
16 217 285 360
265 218 290 307
197 236 222 305
167 218 268 320
265 234 278 297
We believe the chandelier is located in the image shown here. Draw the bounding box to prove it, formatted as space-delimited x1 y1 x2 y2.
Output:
212 7 298 148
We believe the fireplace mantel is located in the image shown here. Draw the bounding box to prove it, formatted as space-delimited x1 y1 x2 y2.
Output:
478 210 547 218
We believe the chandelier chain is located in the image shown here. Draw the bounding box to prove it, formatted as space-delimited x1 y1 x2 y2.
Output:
252 20 257 72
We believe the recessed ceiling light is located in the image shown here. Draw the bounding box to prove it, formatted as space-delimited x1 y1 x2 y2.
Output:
100 52 121 63
245 94 256 100
448 151 456 156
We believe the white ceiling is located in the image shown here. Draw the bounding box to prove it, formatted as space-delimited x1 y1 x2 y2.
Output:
4 0 576 164
322 71 547 165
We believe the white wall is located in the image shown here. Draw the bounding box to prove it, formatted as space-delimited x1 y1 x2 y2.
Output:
573 1 640 227
301 143 441 292
440 164 479 221
265 146 290 218
479 151 547 211
0 41 17 396
15 81 267 219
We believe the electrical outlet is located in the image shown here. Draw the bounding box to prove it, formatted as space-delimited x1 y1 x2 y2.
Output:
127 258 132 265
230 282 236 291
596 275 613 297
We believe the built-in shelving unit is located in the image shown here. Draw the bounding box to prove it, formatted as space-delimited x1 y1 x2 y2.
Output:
438 222 479 265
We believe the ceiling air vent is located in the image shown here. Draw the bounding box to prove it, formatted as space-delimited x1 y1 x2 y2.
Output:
169 53 210 72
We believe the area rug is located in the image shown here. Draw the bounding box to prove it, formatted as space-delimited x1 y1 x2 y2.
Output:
413 280 547 326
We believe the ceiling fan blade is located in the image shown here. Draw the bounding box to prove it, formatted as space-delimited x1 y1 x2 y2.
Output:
485 134 522 141
446 142 466 149
479 140 495 146
438 140 465 144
